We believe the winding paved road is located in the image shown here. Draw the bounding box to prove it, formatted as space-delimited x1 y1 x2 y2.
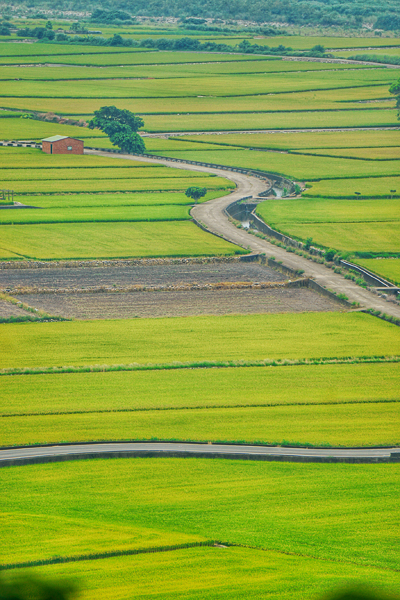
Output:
1 442 399 467
87 149 400 319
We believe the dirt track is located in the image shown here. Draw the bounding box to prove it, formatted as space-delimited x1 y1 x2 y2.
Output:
87 148 400 320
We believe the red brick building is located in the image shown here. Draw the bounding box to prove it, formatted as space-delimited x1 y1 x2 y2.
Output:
42 135 84 155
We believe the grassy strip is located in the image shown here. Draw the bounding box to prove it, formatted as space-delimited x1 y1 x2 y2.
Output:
2 398 398 419
0 355 398 377
0 541 217 572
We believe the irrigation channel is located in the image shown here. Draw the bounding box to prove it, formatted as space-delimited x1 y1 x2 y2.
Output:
1 442 400 468
86 148 400 320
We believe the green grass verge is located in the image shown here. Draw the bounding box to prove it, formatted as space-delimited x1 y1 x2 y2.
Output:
1 459 399 571
0 313 398 369
0 221 241 261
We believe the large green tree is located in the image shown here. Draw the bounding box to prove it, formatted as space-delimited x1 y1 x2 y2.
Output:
389 79 400 119
88 106 145 154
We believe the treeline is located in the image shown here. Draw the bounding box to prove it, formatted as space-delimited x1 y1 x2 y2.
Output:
29 30 329 58
7 0 400 29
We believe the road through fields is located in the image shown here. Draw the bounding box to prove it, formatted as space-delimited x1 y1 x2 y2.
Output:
87 149 400 319
1 441 399 467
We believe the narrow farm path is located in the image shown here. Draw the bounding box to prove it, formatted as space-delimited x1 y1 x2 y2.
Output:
86 149 400 319
1 441 399 468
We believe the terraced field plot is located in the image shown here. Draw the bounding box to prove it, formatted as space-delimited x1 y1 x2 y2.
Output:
157 129 400 257
13 286 342 320
1 33 399 600
2 312 398 369
1 459 399 594
0 147 236 259
355 258 400 285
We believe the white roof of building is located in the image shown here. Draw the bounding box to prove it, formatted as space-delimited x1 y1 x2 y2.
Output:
42 135 82 142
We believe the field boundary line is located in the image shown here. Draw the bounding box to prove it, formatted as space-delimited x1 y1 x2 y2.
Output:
1 398 399 419
0 356 398 377
0 540 217 571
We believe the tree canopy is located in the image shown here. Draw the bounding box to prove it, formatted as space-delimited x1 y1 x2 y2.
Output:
389 79 400 119
185 187 207 203
89 106 145 154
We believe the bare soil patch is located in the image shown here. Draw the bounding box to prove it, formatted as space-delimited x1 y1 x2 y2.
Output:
0 261 286 291
0 299 32 318
17 287 343 320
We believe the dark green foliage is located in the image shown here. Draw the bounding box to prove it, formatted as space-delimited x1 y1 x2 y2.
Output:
185 187 207 202
304 237 313 250
324 249 336 262
91 8 133 23
0 575 76 600
89 106 145 154
389 78 400 120
17 26 54 40
375 13 400 30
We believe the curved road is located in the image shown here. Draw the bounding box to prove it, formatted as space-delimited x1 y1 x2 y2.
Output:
1 442 399 467
87 149 400 319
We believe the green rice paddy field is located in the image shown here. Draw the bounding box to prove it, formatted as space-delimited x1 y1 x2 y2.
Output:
0 146 235 258
355 258 400 284
2 312 399 369
0 459 399 598
1 34 400 600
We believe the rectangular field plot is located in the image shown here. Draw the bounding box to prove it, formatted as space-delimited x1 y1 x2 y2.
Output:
1 459 399 570
299 147 400 160
0 42 150 57
0 118 105 140
355 258 400 285
23 191 223 209
14 286 343 319
4 175 229 194
1 69 393 98
2 400 398 448
0 60 368 82
154 147 400 180
0 221 240 261
1 362 397 415
283 222 400 253
12 546 400 600
144 108 398 133
2 85 392 117
256 198 400 225
304 176 400 197
1 312 398 369
186 129 400 150
0 51 271 66
0 205 191 225
0 260 287 290
1 166 210 181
